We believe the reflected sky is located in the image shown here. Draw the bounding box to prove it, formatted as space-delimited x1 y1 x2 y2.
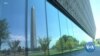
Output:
0 0 93 49
1 0 25 35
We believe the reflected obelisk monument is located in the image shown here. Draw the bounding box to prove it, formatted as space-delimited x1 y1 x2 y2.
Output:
31 6 37 51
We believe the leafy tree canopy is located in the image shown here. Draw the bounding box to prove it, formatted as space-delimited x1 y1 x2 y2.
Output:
55 35 79 51
0 19 9 50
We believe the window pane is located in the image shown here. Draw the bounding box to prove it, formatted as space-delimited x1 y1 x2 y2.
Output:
0 0 94 56
47 2 61 56
28 0 47 56
0 0 25 56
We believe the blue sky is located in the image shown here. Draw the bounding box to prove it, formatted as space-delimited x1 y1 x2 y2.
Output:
0 0 98 49
1 0 25 35
0 0 26 49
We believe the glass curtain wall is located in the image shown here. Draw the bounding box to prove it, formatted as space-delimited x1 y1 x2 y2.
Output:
0 0 26 56
0 0 93 56
27 0 93 56
28 0 47 56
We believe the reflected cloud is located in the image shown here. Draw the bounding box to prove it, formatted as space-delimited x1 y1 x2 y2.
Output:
10 34 25 41
4 2 8 5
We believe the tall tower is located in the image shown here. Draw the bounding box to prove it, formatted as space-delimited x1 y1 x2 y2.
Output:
31 6 37 51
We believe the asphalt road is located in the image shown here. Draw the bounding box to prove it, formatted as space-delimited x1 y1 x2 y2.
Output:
53 47 100 56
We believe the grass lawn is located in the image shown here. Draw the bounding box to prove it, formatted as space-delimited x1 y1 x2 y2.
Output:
29 47 84 56
0 47 84 56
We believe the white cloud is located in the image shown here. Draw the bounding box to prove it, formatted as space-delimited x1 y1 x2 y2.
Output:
9 34 31 47
4 2 8 5
10 34 25 41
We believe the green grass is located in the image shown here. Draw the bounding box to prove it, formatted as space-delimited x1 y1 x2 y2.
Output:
50 47 83 56
29 47 84 56
0 47 84 56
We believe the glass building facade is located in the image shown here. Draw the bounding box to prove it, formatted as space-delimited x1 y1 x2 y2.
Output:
0 0 96 56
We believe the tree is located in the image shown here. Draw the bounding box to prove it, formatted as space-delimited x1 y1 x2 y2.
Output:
55 35 79 51
17 46 22 54
8 40 20 56
66 39 75 51
95 39 100 45
66 36 79 48
39 37 51 56
80 40 86 47
55 37 65 51
0 19 9 51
